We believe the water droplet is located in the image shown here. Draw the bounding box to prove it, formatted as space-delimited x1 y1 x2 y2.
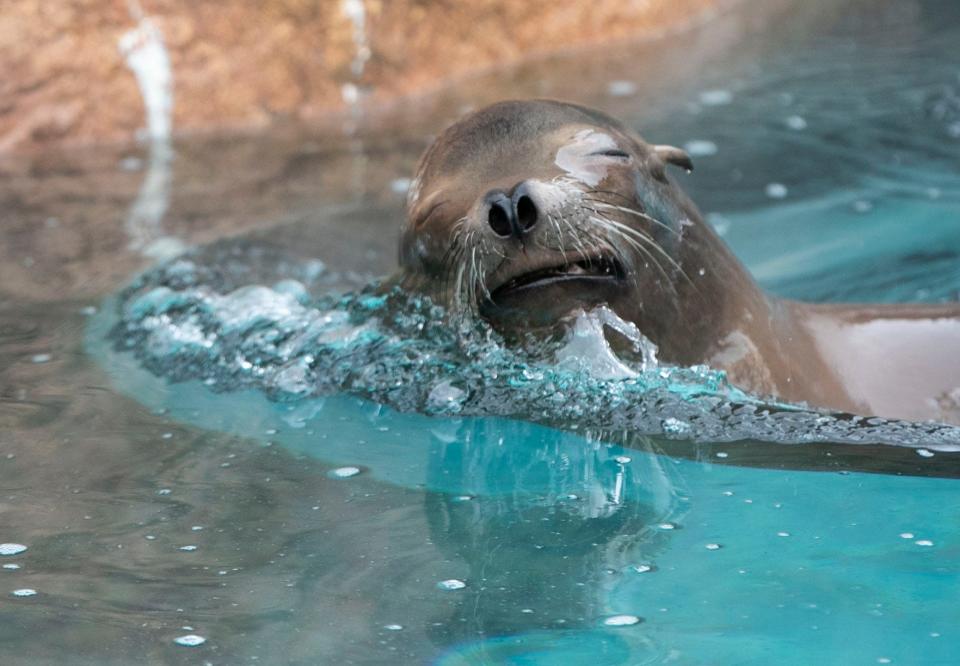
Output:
777 532 791 537
191 526 204 531
607 81 637 97
390 178 412 194
715 451 729 459
684 140 718 157
899 532 915 539
657 523 677 531
614 456 632 464
437 579 467 591
632 564 655 574
0 544 27 556
785 115 807 130
603 614 642 626
383 624 403 631
12 588 36 597
699 89 733 106
330 466 361 479
915 540 934 547
722 491 734 496
3 564 21 570
174 634 207 647
30 354 52 364
179 545 198 552
705 543 722 550
916 449 935 458
706 212 731 236
765 183 788 199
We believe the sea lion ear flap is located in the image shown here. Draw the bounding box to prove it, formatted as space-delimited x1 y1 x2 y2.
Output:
654 145 694 172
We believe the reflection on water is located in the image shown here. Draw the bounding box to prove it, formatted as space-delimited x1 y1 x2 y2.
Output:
1 0 960 663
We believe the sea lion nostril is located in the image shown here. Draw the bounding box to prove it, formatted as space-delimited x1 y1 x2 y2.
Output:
487 198 513 237
516 195 538 231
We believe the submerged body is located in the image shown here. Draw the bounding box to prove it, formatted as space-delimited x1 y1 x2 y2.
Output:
394 100 960 424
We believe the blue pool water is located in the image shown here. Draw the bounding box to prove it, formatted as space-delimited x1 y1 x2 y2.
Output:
85 0 960 662
2 0 959 664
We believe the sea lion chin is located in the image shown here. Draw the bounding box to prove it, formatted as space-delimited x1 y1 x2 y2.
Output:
391 99 960 425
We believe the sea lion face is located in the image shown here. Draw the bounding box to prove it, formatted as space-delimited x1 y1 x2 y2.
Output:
399 99 695 333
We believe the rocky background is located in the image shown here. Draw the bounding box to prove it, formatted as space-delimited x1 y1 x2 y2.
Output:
1 0 727 153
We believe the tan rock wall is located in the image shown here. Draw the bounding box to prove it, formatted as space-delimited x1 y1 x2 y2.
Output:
0 0 725 153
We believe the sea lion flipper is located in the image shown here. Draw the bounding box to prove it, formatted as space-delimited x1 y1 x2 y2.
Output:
654 145 694 172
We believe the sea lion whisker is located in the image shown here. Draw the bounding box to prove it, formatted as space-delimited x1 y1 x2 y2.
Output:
588 199 680 238
587 215 675 289
558 209 595 260
586 212 686 302
547 212 566 254
588 212 691 285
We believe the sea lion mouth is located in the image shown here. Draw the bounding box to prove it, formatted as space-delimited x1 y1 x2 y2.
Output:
488 253 625 302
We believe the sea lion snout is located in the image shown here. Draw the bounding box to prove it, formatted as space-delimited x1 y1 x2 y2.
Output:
484 181 541 240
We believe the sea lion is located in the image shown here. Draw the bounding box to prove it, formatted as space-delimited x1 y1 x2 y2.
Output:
396 99 960 425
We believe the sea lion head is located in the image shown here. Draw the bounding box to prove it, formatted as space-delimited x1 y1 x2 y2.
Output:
398 99 726 345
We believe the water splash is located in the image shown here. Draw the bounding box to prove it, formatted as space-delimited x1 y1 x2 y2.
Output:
118 1 181 260
106 243 960 450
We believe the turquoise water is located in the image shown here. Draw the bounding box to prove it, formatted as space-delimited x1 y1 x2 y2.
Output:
90 345 960 665
87 0 960 663
1 0 959 664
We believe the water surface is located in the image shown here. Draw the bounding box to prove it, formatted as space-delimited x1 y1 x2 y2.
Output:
1 0 959 664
